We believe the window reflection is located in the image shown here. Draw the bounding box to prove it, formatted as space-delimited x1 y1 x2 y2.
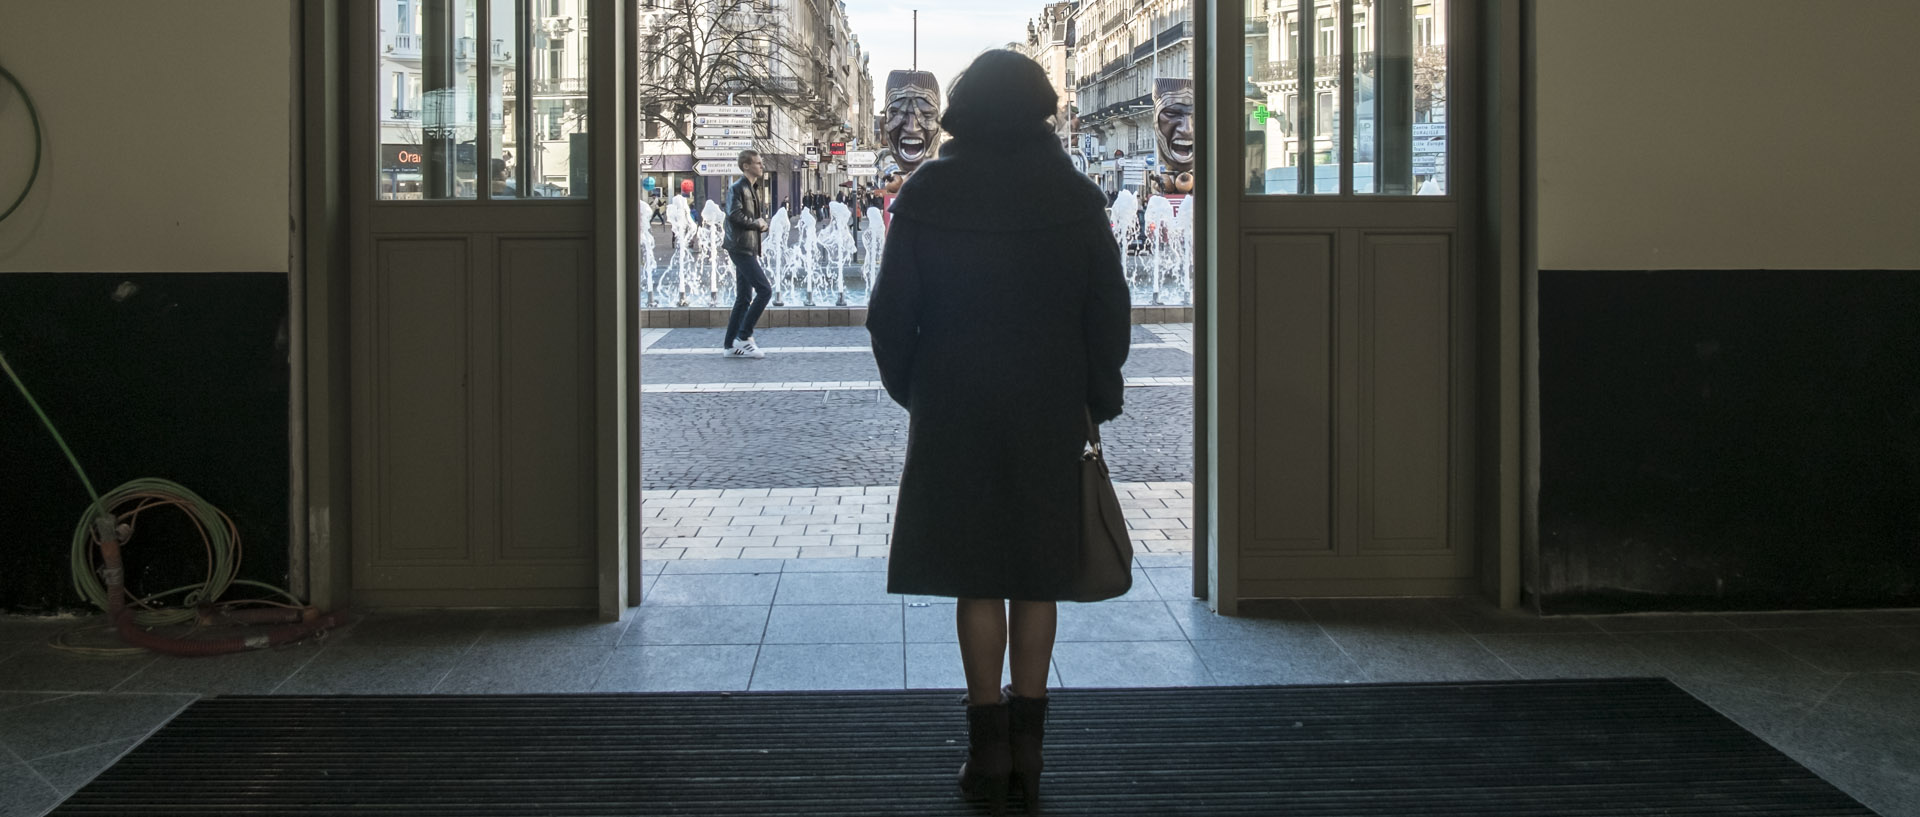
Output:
1245 0 1448 196
377 0 588 201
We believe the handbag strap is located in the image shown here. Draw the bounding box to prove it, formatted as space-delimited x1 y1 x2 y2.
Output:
1084 407 1103 454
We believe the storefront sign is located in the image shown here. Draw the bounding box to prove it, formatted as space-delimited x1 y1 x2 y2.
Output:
381 144 424 170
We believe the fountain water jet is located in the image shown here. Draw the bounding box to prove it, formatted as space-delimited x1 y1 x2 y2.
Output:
823 201 858 306
698 200 727 304
860 206 887 292
665 195 697 307
636 198 659 307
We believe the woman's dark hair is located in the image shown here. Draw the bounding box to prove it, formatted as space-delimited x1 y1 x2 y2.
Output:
940 49 1058 140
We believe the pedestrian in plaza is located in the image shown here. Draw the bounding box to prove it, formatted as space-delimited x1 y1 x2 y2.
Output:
721 150 772 358
867 48 1131 816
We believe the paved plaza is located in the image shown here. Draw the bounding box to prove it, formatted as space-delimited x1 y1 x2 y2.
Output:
640 323 1195 561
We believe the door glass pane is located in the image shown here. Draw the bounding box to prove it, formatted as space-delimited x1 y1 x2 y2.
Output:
1247 0 1448 196
1358 0 1448 195
530 3 589 198
1245 1 1338 195
1352 3 1376 193
378 0 478 200
376 0 587 201
490 0 521 197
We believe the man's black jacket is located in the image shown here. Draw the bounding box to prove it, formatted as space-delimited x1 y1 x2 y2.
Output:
722 177 766 255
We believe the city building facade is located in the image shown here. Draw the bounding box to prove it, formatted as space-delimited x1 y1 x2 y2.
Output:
1020 2 1080 160
1070 0 1193 193
634 0 877 207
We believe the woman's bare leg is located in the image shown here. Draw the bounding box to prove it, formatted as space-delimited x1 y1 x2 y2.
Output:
1007 600 1057 698
956 598 1009 704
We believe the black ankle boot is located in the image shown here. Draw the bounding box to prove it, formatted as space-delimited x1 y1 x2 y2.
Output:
958 695 1012 816
1004 686 1049 809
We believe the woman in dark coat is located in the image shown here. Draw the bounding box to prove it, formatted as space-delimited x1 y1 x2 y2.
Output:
866 49 1131 814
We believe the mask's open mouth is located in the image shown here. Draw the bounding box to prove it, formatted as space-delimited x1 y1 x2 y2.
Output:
897 136 927 162
1168 137 1195 162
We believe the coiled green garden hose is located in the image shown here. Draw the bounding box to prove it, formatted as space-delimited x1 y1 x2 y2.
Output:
2 350 301 627
0 61 43 224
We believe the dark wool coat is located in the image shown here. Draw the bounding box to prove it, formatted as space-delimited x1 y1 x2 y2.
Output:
868 127 1131 601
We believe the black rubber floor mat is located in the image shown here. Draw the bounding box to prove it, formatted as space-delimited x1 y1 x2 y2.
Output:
50 678 1877 816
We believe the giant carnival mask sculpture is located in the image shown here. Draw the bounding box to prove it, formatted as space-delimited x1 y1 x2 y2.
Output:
883 70 943 174
1153 78 1196 194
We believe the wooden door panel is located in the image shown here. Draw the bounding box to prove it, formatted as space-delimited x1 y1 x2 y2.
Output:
368 239 475 569
1361 234 1452 552
498 238 596 564
1246 233 1337 553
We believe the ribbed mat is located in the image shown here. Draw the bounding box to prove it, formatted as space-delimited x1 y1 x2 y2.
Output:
51 679 1875 816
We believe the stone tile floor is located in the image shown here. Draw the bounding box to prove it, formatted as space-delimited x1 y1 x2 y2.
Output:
3 581 1918 816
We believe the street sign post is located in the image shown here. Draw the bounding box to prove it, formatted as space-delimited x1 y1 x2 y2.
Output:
695 159 743 176
693 125 753 138
694 137 755 150
693 104 753 118
846 151 878 177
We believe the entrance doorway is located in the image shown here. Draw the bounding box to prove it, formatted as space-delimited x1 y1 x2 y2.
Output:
629 1 1204 673
323 0 1492 619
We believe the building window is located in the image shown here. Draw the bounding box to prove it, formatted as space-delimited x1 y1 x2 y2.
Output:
1318 10 1336 61
398 0 413 34
1317 91 1332 137
548 38 566 80
1415 3 1435 48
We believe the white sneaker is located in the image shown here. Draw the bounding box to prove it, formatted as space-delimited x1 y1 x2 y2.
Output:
738 338 766 358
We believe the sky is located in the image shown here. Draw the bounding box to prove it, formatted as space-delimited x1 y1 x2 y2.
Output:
841 0 1039 112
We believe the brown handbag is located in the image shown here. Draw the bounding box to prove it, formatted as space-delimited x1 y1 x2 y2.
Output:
1069 409 1134 602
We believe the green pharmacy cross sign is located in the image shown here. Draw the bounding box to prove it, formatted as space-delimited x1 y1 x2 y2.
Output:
1254 104 1270 125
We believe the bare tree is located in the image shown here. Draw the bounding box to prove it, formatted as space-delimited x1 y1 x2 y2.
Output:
636 0 837 155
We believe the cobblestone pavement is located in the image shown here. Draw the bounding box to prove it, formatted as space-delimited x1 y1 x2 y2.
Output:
642 386 1192 489
640 324 1195 559
642 481 1194 561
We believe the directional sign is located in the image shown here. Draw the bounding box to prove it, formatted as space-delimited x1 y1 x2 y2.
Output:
694 137 755 150
845 151 877 168
693 104 754 118
1413 123 1446 139
693 125 752 138
695 159 742 176
694 114 754 127
695 150 742 161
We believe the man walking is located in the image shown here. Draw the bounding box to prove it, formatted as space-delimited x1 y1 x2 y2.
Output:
722 150 772 358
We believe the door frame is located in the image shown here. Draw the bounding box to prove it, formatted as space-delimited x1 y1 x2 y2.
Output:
1195 0 1527 613
298 0 1528 619
297 0 634 619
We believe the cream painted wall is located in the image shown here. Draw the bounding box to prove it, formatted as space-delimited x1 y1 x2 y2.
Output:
0 1 291 273
1535 0 1920 270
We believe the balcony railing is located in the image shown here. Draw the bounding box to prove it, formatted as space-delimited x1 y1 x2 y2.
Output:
1132 39 1154 61
534 77 591 96
1156 20 1191 49
389 107 420 121
390 32 420 57
1251 53 1357 84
